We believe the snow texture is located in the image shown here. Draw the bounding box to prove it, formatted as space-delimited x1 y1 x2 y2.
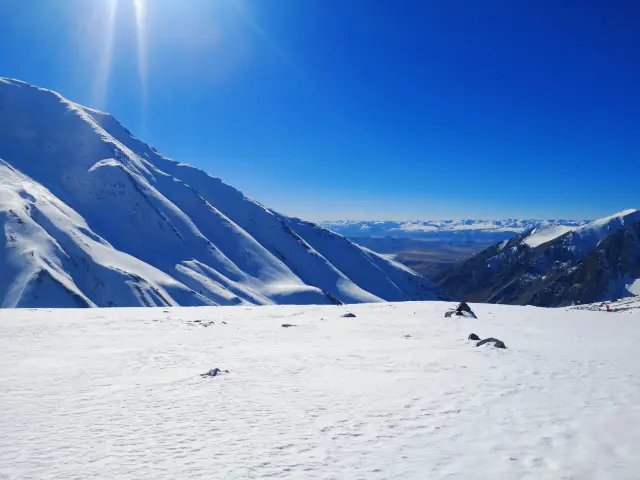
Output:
522 223 576 248
627 279 640 296
1 302 640 479
0 78 445 307
568 209 640 252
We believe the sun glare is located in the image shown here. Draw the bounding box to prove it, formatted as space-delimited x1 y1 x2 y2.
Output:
93 0 118 108
133 0 148 111
92 0 147 112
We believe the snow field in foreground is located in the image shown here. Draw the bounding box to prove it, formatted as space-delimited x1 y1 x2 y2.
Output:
1 302 640 479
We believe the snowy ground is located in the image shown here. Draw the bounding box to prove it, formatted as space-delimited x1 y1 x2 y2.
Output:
2 302 640 479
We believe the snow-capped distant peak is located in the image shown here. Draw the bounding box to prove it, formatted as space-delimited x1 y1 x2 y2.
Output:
320 219 589 240
569 209 640 248
578 209 640 232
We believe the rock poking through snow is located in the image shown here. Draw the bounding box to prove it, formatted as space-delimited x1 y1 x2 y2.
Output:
476 337 507 349
201 368 229 377
445 302 478 318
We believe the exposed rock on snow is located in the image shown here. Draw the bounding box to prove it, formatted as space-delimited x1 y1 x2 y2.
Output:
201 368 229 377
476 337 507 349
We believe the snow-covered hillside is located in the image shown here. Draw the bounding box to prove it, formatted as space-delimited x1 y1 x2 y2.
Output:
321 219 587 239
437 209 640 306
573 296 640 313
2 302 640 478
0 78 445 307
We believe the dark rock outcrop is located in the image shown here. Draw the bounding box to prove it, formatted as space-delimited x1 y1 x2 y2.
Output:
476 337 507 349
201 368 229 377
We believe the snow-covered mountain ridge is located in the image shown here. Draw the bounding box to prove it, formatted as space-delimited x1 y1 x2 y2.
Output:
437 209 640 306
0 78 445 307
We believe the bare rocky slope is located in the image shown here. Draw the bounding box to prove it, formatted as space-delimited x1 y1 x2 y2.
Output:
436 210 640 307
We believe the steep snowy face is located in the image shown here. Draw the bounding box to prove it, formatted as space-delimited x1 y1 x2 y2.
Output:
436 210 640 307
0 161 210 308
523 223 577 248
0 78 446 307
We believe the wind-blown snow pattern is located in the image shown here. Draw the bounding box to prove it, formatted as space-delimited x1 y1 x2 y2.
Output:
0 78 445 307
522 223 576 248
2 302 640 478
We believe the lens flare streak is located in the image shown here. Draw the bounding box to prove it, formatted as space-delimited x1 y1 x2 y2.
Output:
93 0 118 108
133 0 148 112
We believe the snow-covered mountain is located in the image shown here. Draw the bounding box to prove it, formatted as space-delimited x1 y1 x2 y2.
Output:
0 78 446 308
436 209 640 307
320 219 588 239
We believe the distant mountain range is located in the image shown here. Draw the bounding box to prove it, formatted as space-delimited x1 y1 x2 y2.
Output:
436 210 640 307
321 219 589 240
0 78 446 308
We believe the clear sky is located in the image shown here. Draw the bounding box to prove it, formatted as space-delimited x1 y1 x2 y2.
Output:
1 0 639 220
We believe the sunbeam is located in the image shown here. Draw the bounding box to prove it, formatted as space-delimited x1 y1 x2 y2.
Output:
133 0 148 115
93 0 118 108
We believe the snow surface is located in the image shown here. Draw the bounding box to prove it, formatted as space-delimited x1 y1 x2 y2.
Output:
2 302 640 479
0 78 445 307
626 279 640 296
572 295 640 313
523 223 575 248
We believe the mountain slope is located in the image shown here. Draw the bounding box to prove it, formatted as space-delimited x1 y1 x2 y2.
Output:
0 78 445 307
436 210 640 306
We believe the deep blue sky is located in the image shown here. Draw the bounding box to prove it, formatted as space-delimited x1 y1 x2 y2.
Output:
1 0 639 220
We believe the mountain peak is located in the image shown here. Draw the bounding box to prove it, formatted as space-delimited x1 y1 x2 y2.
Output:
436 209 640 307
0 79 447 308
584 208 639 226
